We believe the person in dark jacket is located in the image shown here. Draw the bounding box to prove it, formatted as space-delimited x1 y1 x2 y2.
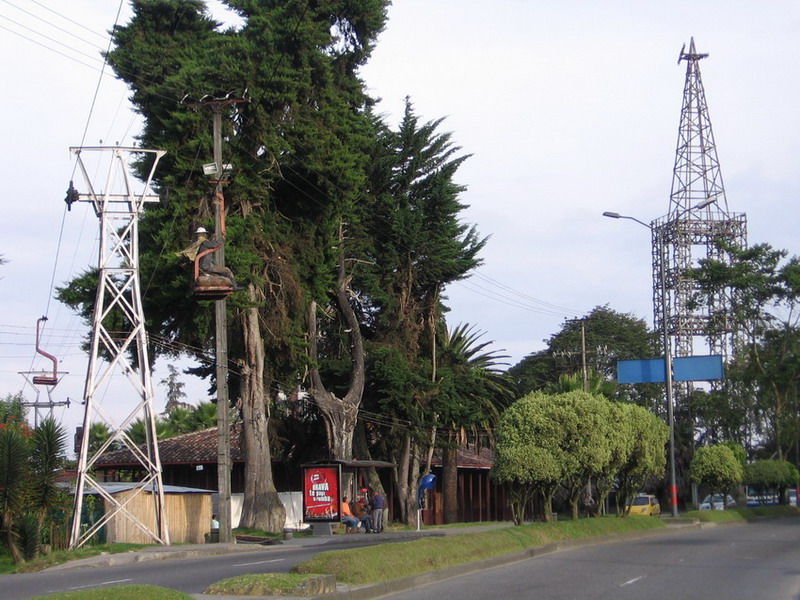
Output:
369 489 386 532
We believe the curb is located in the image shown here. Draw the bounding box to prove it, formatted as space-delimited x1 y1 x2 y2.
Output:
45 544 269 572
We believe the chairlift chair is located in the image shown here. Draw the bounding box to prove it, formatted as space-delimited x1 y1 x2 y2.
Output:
192 247 233 300
32 317 59 386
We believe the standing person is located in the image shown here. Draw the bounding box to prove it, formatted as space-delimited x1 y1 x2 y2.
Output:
211 514 220 530
582 491 596 518
370 488 386 532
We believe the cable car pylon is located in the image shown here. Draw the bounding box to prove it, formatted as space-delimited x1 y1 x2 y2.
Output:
68 146 170 549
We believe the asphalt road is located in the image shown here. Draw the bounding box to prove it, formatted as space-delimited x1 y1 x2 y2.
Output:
383 519 800 600
2 544 335 600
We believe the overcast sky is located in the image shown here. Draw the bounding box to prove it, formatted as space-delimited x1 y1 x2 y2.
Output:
1 1 798 437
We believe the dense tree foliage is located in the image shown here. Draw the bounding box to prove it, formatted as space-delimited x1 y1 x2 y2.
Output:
54 0 499 529
509 306 660 407
689 242 800 461
744 459 799 504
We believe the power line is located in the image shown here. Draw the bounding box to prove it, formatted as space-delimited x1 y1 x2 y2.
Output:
24 0 111 42
1 0 108 47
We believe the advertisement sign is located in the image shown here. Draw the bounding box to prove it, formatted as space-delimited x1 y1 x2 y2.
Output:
302 464 341 522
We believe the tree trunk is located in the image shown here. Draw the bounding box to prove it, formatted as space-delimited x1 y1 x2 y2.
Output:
442 445 458 523
307 241 365 461
392 433 424 525
403 441 423 525
353 421 384 492
393 433 411 524
3 514 24 565
238 298 285 532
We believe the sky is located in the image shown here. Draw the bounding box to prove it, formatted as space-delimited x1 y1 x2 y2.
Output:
1 0 799 439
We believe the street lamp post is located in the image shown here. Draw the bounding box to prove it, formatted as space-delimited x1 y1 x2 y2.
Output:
602 198 716 519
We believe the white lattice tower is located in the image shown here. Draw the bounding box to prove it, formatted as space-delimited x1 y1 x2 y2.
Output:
68 146 170 549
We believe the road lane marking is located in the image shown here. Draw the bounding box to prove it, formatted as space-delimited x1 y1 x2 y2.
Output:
68 578 132 590
233 558 286 567
621 576 646 587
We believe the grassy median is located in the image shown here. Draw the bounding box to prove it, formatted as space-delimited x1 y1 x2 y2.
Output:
291 516 664 586
683 504 799 522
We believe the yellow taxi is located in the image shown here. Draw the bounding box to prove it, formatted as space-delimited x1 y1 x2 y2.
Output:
627 493 661 516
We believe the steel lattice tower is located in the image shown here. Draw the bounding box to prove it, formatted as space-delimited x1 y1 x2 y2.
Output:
69 147 170 549
652 38 747 368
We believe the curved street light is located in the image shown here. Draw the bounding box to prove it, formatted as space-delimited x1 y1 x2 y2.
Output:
602 197 717 518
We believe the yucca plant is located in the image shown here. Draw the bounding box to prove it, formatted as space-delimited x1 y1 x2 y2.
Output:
30 418 67 525
0 427 29 564
17 512 40 560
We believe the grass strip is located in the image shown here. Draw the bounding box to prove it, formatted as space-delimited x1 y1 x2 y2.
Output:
11 543 149 574
293 516 664 585
28 584 193 600
683 504 799 522
206 572 326 595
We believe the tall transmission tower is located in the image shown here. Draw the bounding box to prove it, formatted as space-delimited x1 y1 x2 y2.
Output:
652 38 747 368
68 146 170 549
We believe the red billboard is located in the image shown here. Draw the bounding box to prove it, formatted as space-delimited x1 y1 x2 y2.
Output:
302 464 341 522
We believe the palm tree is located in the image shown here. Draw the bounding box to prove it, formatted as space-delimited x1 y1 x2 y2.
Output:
87 422 114 455
435 323 515 523
190 402 219 431
125 417 169 446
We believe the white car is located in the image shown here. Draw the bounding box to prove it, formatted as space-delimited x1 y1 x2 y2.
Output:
699 494 737 510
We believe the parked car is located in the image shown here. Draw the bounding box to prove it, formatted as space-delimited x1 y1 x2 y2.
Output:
699 494 737 510
627 494 661 516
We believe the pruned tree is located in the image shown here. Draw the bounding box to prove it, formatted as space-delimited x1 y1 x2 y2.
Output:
689 444 744 508
491 391 616 522
614 402 669 516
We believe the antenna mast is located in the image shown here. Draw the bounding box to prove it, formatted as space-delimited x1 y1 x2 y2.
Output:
68 146 170 549
652 38 747 366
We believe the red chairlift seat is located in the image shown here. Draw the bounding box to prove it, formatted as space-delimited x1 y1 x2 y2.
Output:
32 317 59 386
192 247 233 300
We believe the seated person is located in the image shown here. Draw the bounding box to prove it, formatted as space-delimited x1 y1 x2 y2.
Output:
340 497 360 532
179 226 244 291
351 497 373 532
